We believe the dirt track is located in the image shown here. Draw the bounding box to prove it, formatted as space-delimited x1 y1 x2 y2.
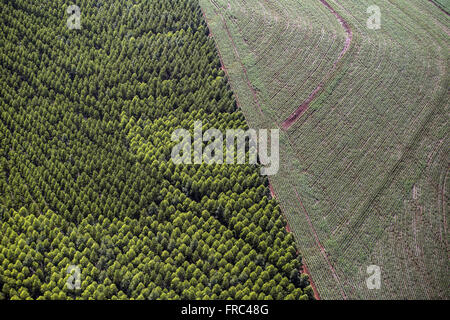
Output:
281 0 353 130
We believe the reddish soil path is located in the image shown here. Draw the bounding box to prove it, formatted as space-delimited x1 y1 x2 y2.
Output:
300 258 321 300
269 183 277 199
281 0 353 130
270 183 321 300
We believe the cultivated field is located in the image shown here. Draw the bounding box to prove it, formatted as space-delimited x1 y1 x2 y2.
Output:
200 0 449 299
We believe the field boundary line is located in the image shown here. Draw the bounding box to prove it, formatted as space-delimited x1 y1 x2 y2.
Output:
202 0 347 299
292 187 348 299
